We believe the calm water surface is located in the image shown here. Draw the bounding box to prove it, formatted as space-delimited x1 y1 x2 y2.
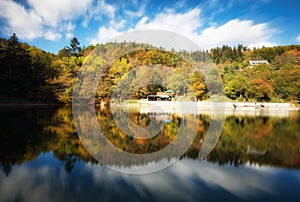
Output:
0 106 300 202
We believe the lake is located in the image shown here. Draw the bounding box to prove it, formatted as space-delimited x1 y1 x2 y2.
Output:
1 105 300 202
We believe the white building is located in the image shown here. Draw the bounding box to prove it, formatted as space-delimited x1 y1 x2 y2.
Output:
248 60 269 68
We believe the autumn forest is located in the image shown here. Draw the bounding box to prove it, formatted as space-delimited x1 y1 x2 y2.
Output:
1 33 300 104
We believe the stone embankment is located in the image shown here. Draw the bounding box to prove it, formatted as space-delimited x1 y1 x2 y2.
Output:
138 101 298 117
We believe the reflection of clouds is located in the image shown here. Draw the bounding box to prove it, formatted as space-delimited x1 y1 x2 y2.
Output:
108 158 175 174
86 159 300 201
294 171 300 182
0 164 67 202
85 159 297 201
1 154 300 202
245 161 280 173
175 161 274 199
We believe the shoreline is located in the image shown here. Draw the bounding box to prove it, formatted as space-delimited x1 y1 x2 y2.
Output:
113 101 299 118
118 100 299 110
1 100 299 111
0 103 62 106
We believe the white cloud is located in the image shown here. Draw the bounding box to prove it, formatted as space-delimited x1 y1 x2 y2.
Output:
91 7 276 50
44 31 62 41
90 8 202 45
60 22 76 39
90 3 128 45
65 33 74 40
135 8 202 38
91 27 123 45
82 0 116 28
65 32 74 39
134 9 276 49
297 34 300 43
1 0 277 50
62 22 75 33
124 4 146 18
207 0 219 7
90 18 126 45
110 19 126 30
97 8 275 50
174 0 186 9
0 0 90 41
28 0 92 27
197 19 276 49
0 0 43 40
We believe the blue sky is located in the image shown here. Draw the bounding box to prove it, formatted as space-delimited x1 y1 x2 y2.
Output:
0 0 300 53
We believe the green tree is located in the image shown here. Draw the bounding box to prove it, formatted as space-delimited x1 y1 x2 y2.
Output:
166 68 188 96
273 63 300 101
225 74 250 100
0 33 33 98
188 70 207 100
248 78 273 101
51 55 83 103
67 37 81 56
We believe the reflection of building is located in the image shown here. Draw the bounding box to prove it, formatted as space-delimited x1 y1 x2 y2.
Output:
248 60 269 68
246 145 267 155
147 112 173 123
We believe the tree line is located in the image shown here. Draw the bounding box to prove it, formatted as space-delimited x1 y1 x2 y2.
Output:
0 33 300 104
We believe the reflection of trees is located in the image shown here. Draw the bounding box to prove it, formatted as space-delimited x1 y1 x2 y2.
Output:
0 106 96 176
183 115 209 159
42 107 98 171
97 108 184 154
73 106 202 168
207 115 300 168
1 106 300 176
0 106 57 176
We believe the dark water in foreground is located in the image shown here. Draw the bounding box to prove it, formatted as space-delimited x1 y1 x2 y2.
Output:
1 106 300 202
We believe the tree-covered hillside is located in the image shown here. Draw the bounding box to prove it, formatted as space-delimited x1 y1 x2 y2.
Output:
0 33 299 104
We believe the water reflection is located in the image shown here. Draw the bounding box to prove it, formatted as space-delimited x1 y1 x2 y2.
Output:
0 106 300 201
1 106 300 175
1 154 300 202
0 106 97 176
